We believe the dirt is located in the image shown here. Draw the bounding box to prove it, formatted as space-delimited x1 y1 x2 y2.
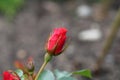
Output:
0 0 120 80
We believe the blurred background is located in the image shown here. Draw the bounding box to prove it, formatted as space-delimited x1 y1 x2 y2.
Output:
0 0 120 80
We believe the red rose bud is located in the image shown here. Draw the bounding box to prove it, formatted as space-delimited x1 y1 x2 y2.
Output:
3 71 20 80
26 57 34 75
46 27 67 56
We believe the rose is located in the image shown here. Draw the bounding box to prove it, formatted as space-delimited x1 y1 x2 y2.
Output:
34 28 68 80
46 27 67 56
3 71 20 80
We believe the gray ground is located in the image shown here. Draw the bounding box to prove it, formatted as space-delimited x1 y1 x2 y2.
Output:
0 0 120 80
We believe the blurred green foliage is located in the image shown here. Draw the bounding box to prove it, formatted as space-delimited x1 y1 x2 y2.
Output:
0 0 24 17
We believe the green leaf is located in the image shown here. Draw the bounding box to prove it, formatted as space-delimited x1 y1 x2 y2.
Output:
58 77 77 80
15 69 23 77
22 74 28 80
72 69 92 78
54 69 72 79
38 70 55 80
20 75 25 80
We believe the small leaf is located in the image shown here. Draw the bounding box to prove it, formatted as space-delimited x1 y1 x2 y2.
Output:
20 75 25 80
22 74 28 80
54 69 72 79
72 69 92 78
59 77 77 80
15 69 23 77
38 70 55 80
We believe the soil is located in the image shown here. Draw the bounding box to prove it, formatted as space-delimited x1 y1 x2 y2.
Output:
0 0 120 80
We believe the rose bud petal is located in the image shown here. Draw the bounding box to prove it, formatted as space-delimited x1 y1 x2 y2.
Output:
46 27 67 56
3 71 20 80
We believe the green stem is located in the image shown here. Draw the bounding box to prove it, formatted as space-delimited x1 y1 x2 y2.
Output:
34 53 52 80
94 9 120 72
34 61 48 80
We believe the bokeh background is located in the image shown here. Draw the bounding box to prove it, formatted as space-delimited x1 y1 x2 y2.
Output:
0 0 120 80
